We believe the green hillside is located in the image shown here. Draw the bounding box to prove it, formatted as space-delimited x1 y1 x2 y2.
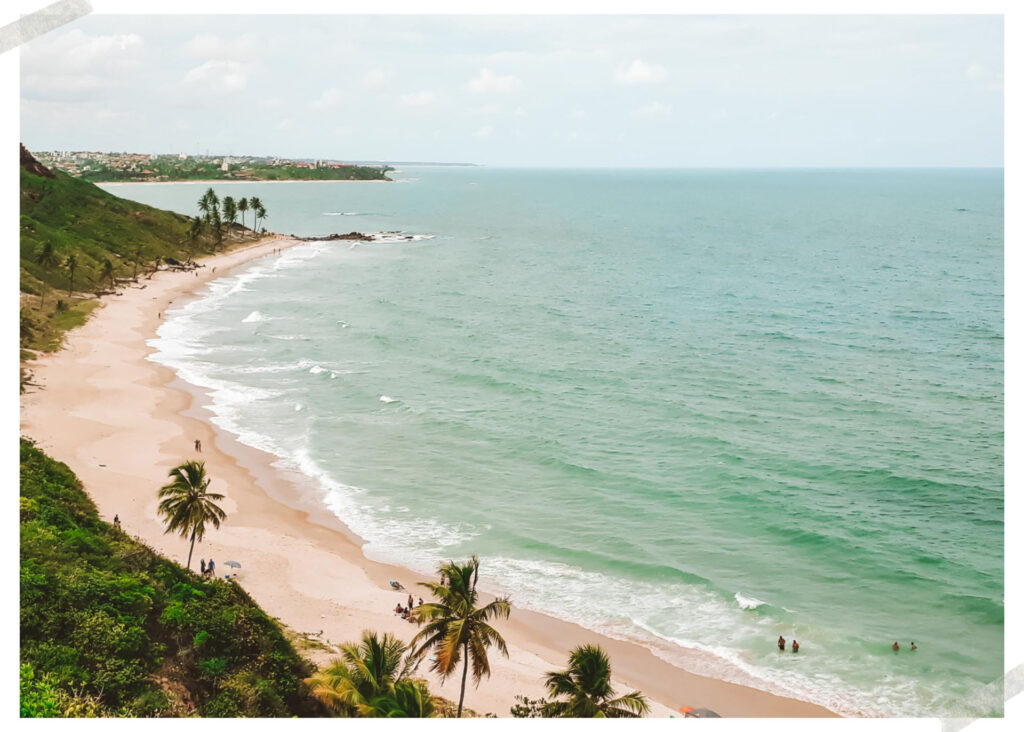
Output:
19 439 320 718
20 150 194 297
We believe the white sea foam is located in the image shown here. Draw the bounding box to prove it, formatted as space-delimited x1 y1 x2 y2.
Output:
309 365 326 375
735 592 766 610
242 310 265 323
379 395 397 403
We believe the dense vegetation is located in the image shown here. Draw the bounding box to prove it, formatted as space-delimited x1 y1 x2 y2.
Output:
18 145 255 360
20 146 192 300
71 155 392 183
19 439 318 717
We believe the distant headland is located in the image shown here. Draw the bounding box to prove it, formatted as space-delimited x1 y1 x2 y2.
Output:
32 150 398 183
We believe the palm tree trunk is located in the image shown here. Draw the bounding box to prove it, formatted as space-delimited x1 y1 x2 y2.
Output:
457 640 469 717
187 528 196 570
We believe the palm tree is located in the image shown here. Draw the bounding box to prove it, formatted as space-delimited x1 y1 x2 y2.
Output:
197 192 212 222
99 258 116 289
305 631 434 718
211 207 223 250
35 242 60 306
64 252 78 296
156 460 226 571
543 645 649 718
222 196 237 230
410 555 511 718
198 188 219 224
248 196 264 233
254 201 267 234
238 197 249 230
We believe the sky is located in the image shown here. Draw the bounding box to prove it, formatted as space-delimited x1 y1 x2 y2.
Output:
19 14 1004 167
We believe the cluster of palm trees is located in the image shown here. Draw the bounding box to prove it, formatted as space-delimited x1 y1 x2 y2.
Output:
191 189 267 255
154 461 650 719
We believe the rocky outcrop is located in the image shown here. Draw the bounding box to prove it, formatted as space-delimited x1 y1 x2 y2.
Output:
20 144 55 178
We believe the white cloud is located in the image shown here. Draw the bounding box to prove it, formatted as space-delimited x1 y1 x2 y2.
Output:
363 68 391 87
514 106 527 117
183 60 248 94
568 107 587 119
258 96 283 109
965 63 985 80
467 68 523 94
21 29 143 100
278 118 295 130
614 59 668 85
468 103 501 116
311 88 343 109
398 90 436 107
633 101 672 118
473 125 494 138
184 33 260 62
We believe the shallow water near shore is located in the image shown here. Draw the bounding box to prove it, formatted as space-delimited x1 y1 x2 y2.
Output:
112 168 1003 717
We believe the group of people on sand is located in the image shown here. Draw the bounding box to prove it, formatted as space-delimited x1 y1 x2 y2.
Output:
199 558 216 578
777 635 799 653
393 594 423 622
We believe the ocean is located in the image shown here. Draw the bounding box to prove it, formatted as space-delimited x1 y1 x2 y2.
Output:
105 167 1004 717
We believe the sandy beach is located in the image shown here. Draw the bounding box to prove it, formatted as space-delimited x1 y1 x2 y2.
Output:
19 233 835 718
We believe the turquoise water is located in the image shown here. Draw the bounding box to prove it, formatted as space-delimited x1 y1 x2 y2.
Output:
112 168 1003 716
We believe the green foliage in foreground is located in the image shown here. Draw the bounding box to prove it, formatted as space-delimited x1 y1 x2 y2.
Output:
19 439 318 718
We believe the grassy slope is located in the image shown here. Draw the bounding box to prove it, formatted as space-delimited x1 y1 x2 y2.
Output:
19 440 320 718
20 164 192 298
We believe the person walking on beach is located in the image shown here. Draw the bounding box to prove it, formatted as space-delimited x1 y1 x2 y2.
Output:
792 639 800 653
208 558 215 576
892 641 900 652
194 438 202 453
778 635 786 652
200 558 207 575
407 594 414 611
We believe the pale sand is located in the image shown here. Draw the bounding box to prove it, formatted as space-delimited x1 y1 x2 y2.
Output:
19 234 836 718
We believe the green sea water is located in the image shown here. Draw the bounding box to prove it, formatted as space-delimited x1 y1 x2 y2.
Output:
112 168 1003 716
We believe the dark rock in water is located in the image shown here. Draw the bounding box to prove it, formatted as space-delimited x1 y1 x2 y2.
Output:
20 144 55 178
297 231 374 242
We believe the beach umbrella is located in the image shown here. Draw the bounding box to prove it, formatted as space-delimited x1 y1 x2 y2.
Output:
681 707 721 718
224 560 242 568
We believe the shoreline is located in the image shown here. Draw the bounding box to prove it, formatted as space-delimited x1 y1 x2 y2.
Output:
19 234 836 718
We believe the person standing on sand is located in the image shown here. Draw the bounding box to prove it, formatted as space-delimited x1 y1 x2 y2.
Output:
200 558 207 575
892 641 900 652
195 439 202 453
113 514 121 529
208 558 215 576
778 635 786 651
407 594 414 611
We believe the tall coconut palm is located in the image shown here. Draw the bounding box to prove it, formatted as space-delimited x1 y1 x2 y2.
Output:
410 555 511 718
35 242 60 306
64 252 79 296
222 196 237 234
156 460 226 571
543 644 649 718
238 197 249 230
305 631 434 718
254 201 267 234
211 207 223 250
248 196 264 233
197 192 212 222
